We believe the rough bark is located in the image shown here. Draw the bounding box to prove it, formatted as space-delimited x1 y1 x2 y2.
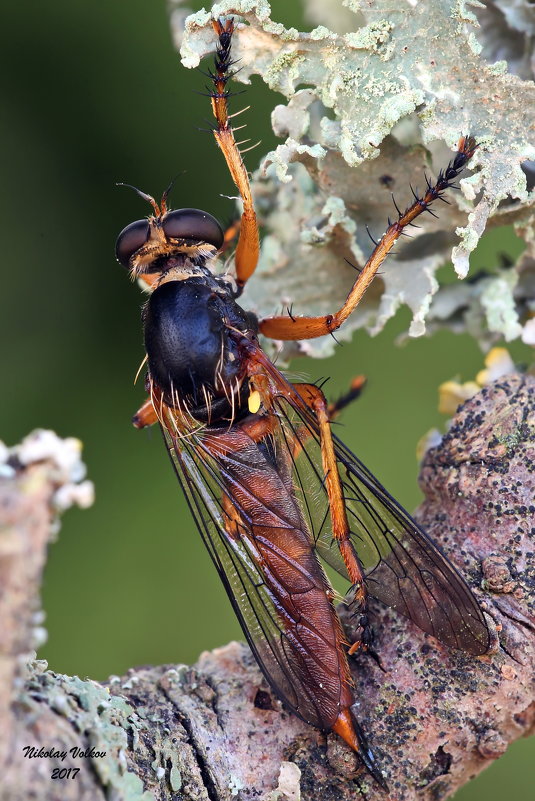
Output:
0 374 533 801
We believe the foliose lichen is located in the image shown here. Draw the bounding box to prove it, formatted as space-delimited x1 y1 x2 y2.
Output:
176 0 534 357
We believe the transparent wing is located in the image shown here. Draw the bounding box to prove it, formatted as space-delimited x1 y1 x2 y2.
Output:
273 396 490 656
160 409 347 729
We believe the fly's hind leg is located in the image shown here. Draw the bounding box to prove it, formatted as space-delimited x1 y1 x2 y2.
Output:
291 379 388 787
287 375 367 463
295 382 373 658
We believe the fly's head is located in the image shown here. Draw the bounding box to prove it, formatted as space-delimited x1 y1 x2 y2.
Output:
116 184 258 425
115 184 224 284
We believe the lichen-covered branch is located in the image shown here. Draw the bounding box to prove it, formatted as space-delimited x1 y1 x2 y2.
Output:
0 432 93 785
172 0 535 358
1 375 533 800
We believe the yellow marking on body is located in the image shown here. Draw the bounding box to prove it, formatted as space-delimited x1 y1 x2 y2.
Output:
248 390 261 414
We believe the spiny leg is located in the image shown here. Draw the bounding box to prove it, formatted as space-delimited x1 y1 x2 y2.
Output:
259 136 478 340
293 380 387 784
210 18 259 290
292 377 380 659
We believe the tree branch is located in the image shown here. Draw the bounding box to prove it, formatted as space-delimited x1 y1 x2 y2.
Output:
1 375 533 800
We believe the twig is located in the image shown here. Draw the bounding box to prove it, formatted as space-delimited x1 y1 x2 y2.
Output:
0 376 533 800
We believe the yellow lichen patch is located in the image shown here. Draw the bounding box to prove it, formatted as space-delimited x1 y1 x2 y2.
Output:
476 347 515 386
438 380 480 416
439 347 516 416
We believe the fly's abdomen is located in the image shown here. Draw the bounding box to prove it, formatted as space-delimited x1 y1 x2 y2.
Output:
253 526 354 727
204 424 354 729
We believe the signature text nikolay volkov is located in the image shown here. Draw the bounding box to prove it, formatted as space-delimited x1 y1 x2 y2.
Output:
23 745 106 761
22 745 106 777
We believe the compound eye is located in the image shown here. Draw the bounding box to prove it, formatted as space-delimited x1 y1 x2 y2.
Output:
115 219 150 268
162 208 224 249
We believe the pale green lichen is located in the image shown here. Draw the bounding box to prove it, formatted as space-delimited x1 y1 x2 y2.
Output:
343 0 367 14
451 0 482 27
345 20 395 61
19 663 216 801
169 765 182 792
178 0 535 356
487 60 509 76
480 273 523 341
22 668 155 800
264 52 306 93
279 26 300 41
310 25 335 41
466 31 483 55
300 195 356 246
271 89 315 140
262 139 327 183
452 223 482 279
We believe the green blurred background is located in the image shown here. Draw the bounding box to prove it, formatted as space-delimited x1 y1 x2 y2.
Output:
2 1 532 797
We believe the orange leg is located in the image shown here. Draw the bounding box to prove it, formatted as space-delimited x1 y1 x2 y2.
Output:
288 379 386 782
259 135 478 340
220 218 241 256
297 384 366 591
210 19 259 290
326 375 367 420
292 378 372 655
132 398 158 429
286 376 366 464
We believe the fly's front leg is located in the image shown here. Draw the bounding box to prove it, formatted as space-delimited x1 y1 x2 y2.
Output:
210 19 259 290
259 136 478 340
220 218 241 255
132 381 172 429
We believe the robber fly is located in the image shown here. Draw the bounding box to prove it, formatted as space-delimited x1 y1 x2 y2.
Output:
115 18 490 789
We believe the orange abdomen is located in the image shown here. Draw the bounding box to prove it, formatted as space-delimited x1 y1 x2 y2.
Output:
204 425 354 730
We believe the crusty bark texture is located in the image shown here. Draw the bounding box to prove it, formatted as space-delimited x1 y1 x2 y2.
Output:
1 374 533 801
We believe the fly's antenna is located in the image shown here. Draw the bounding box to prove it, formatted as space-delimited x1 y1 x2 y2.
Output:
160 172 186 216
116 183 162 217
116 175 185 218
206 18 260 290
